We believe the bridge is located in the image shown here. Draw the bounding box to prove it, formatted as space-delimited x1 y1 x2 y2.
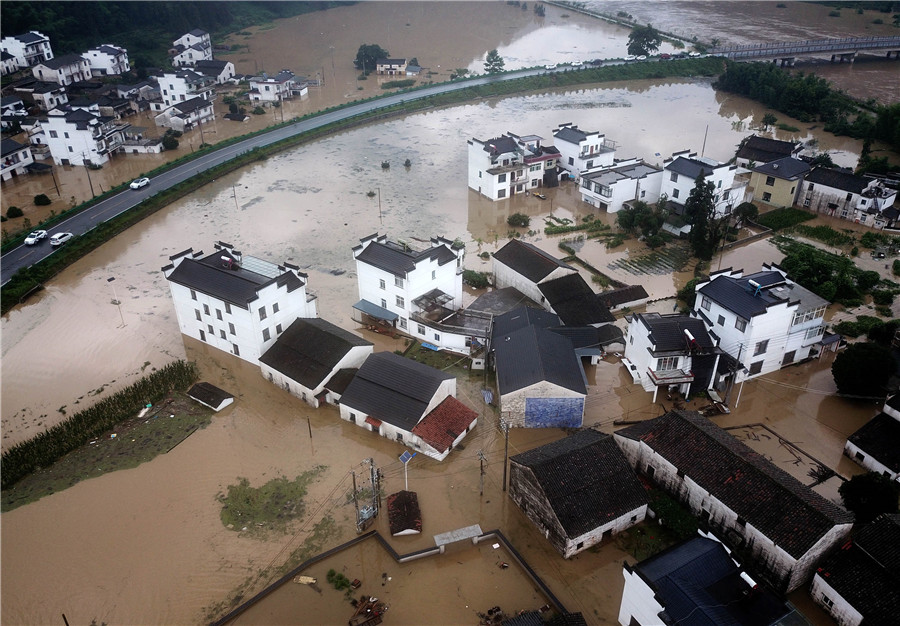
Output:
710 36 900 66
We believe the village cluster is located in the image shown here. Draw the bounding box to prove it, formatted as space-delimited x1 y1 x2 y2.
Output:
4 23 899 626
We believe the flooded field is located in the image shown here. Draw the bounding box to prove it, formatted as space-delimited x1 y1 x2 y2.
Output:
1 3 895 624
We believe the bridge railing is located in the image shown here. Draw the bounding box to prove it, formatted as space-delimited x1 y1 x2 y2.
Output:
710 36 900 59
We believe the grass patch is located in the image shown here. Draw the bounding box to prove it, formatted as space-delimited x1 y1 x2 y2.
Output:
790 224 854 247
381 79 416 90
403 341 473 376
1 389 210 512
755 207 816 231
218 466 327 536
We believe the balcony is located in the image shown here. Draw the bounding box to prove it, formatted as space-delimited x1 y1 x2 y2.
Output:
647 367 695 386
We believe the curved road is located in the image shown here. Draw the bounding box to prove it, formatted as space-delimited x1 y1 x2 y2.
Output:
2 65 567 286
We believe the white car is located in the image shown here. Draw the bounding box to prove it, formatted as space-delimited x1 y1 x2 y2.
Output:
24 230 48 245
636 55 647 61
689 51 701 57
49 232 73 246
130 177 150 190
544 64 557 70
624 55 636 61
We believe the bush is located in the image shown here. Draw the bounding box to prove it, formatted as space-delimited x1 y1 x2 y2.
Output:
6 206 24 218
839 472 899 523
755 208 815 230
850 246 859 257
893 259 900 277
252 106 265 115
832 342 896 397
161 134 179 150
33 195 52 206
507 213 530 228
871 290 895 306
381 79 416 90
462 270 490 289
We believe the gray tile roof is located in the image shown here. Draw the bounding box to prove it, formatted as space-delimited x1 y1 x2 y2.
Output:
511 429 648 538
481 135 519 156
805 166 868 194
355 240 456 277
616 410 853 559
665 155 718 179
1 138 27 156
339 351 453 432
494 325 586 395
847 412 900 473
259 318 371 390
493 239 574 283
40 54 86 69
699 270 828 319
637 313 715 352
173 95 212 114
752 156 810 180
553 125 591 144
538 274 615 326
16 32 47 44
491 305 560 344
736 135 800 163
596 284 649 309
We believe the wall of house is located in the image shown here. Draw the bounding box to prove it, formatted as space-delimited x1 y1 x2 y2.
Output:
750 171 798 207
661 162 739 216
410 417 476 462
809 574 864 626
42 116 108 166
789 523 853 594
555 134 615 178
618 564 665 626
501 381 584 428
492 261 573 307
843 429 889 477
260 344 373 408
408 318 480 356
508 463 569 556
565 505 647 559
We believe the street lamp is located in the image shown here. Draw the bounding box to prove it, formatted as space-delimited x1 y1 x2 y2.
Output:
107 276 125 327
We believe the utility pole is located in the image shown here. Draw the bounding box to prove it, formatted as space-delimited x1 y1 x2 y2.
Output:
477 450 486 496
725 342 744 405
82 153 95 197
232 184 239 211
369 458 378 517
351 470 359 528
502 421 510 492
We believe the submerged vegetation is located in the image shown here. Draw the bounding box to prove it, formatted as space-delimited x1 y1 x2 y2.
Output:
218 466 326 535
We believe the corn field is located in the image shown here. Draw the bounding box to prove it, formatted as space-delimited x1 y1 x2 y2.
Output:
1 360 198 490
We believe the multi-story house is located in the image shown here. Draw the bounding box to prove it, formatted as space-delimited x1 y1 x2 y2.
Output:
1 31 53 68
660 150 746 218
1 138 34 181
734 135 803 168
467 132 561 200
170 29 212 67
41 104 130 166
154 96 215 133
1 50 21 76
248 70 305 102
552 122 617 180
491 239 576 305
193 59 236 85
31 54 91 86
20 82 69 112
748 156 810 208
799 167 898 229
614 410 854 593
162 241 318 364
579 157 663 213
691 265 829 382
375 58 407 75
152 69 215 110
83 45 130 77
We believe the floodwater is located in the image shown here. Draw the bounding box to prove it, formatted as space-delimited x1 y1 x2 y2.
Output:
1 3 895 624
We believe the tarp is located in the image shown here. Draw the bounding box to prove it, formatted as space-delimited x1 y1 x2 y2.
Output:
352 299 399 322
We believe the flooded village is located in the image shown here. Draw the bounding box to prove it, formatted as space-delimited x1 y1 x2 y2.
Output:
2 2 900 625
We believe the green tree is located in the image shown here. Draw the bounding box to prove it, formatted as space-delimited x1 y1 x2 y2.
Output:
684 174 721 260
839 472 900 523
354 44 390 72
761 112 777 129
161 133 179 150
507 213 530 227
832 342 896 397
484 49 505 74
732 201 758 224
617 198 668 246
627 24 662 56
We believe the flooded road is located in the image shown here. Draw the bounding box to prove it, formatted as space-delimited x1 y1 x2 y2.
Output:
1 3 894 624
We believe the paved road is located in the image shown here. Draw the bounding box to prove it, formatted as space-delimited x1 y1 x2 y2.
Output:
2 65 574 286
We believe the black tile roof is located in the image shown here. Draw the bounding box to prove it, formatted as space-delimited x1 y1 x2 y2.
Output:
752 156 810 180
616 410 853 558
637 313 715 352
187 382 233 410
805 166 868 194
539 274 615 326
492 239 574 283
259 318 371 390
666 156 718 179
482 135 519 156
847 412 900 473
355 240 456 277
697 272 786 319
553 125 592 144
816 514 900 624
494 325 586 395
634 536 791 626
736 135 800 163
596 284 649 309
16 32 47 44
511 430 647 538
491 305 560 343
324 368 358 395
339 351 453 432
173 96 212 114
40 54 86 69
1 138 27 156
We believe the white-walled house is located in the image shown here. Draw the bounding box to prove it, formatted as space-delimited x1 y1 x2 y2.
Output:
492 239 576 306
1 31 53 68
32 54 91 86
154 96 214 132
735 135 803 168
467 132 561 200
194 59 236 85
810 513 900 626
844 394 900 480
1 50 21 76
800 167 898 229
41 105 130 166
691 265 829 382
622 313 723 402
170 29 212 67
660 150 747 218
162 241 318 364
84 45 130 76
259 317 373 408
375 58 407 75
1 138 34 181
552 122 616 179
152 69 215 110
509 429 647 558
614 410 854 593
338 351 477 461
579 157 662 213
248 70 306 102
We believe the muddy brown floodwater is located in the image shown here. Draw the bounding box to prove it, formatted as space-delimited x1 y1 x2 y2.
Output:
1 3 896 625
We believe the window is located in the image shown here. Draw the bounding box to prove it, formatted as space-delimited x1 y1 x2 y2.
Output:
749 360 763 375
229 323 235 335
805 326 824 340
399 317 407 330
396 432 403 442
630 515 638 523
735 317 747 332
646 465 656 478
762 192 772 202
259 306 267 320
820 595 834 609
64 132 69 139
272 303 279 313
379 279 386 290
765 176 775 186
736 516 746 526
276 323 283 334
530 164 541 172
498 189 506 198
233 344 240 356
381 298 387 308
754 340 768 356
396 296 405 308
207 324 213 334
717 315 725 326
532 179 539 187
431 270 436 280
670 172 678 182
701 295 711 311
203 304 210 316
220 330 226 339
349 412 356 423
855 451 865 461
395 276 404 288
577 541 584 550
808 183 815 191
417 324 425 335
717 180 722 188
49 130 58 138
672 188 679 199
190 289 197 301
676 469 685 479
568 157 574 166
478 171 482 178
194 309 201 321
723 189 730 200
846 192 853 201
657 356 678 371
497 173 506 183
434 333 440 341
216 309 222 320
262 328 271 341
199 329 206 341
224 303 231 314
586 160 593 169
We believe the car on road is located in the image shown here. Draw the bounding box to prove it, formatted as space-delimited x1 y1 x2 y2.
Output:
544 64 557 70
624 55 636 61
689 51 702 57
49 232 73 246
24 230 48 245
129 177 150 190
659 53 671 60
636 55 647 61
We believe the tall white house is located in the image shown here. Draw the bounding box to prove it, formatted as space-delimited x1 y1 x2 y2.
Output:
552 122 616 179
170 29 212 67
579 157 663 213
83 45 130 76
163 241 318 364
41 104 130 166
1 31 53 68
32 54 91 86
153 69 215 110
467 132 561 200
660 150 747 217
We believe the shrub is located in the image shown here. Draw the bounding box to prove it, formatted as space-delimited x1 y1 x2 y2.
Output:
252 106 265 115
33 195 52 206
381 79 416 90
871 290 895 306
462 270 490 289
850 246 859 257
893 259 900 277
755 208 815 230
161 134 179 150
507 213 530 228
6 206 24 218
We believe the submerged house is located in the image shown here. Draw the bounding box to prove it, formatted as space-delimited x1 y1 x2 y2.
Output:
844 394 900 480
467 131 561 200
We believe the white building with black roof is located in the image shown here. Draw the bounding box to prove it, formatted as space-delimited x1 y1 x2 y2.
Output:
467 132 561 200
1 31 53 68
509 429 647 558
155 95 214 132
661 150 746 218
799 166 898 229
492 239 576 306
735 135 803 168
193 59 236 84
691 265 829 382
170 29 212 67
578 157 663 213
844 394 900 480
162 241 318 364
83 45 130 77
31 54 91 86
259 318 373 408
1 138 34 181
41 104 130 166
552 122 616 179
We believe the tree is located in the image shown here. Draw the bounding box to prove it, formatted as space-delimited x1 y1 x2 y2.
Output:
684 174 721 260
354 44 389 72
761 112 778 129
616 198 668 246
839 472 900 523
832 342 896 397
732 201 758 225
507 213 530 227
161 133 179 150
484 49 505 74
627 24 662 56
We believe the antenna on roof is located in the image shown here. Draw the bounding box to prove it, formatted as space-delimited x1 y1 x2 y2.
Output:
748 279 761 297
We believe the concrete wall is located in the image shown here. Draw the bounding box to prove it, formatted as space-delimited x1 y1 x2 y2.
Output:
260 344 373 408
750 171 799 207
809 574 864 626
502 381 584 428
618 563 665 626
